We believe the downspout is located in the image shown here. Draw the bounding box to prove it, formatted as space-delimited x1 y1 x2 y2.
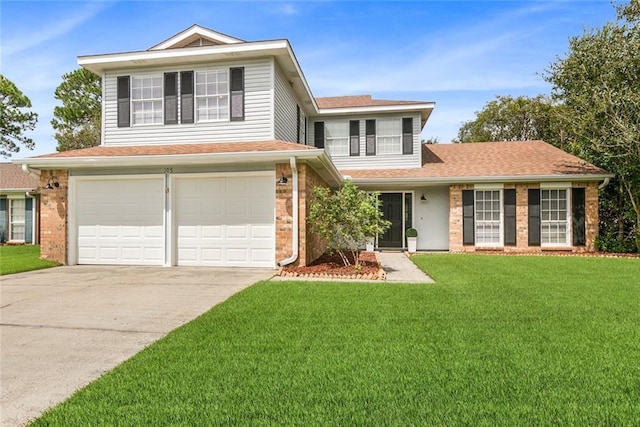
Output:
598 177 610 190
277 156 299 267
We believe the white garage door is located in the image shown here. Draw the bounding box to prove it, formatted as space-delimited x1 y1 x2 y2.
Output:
75 176 165 265
174 173 275 267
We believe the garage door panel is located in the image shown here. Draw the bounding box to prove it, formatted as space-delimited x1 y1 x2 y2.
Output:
175 174 274 267
76 177 164 266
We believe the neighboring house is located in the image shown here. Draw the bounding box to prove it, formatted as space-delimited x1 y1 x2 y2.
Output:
0 163 39 244
15 25 611 267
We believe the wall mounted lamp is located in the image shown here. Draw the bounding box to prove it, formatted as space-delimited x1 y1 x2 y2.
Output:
420 194 427 202
44 177 60 190
277 175 288 185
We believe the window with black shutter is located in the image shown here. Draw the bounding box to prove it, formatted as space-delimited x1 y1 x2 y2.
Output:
462 190 475 245
402 117 413 155
349 120 360 156
528 189 541 246
504 188 516 246
572 187 586 246
164 72 178 125
314 122 325 148
365 119 376 156
180 71 194 124
230 67 244 121
117 76 130 128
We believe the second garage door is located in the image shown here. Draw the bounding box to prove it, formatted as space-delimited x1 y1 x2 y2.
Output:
174 173 275 267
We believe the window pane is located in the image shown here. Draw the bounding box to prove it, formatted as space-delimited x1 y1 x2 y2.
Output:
195 70 229 122
475 190 501 245
541 188 568 244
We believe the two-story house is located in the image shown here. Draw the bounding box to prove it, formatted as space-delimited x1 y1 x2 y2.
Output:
16 25 611 268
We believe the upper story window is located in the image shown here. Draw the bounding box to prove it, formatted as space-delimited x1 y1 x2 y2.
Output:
376 118 402 155
195 69 229 122
325 121 349 156
131 75 163 125
117 67 244 128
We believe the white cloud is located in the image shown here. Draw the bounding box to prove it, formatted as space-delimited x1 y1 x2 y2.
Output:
2 1 112 56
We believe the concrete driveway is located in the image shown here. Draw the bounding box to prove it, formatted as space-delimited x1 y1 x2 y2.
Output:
0 265 273 427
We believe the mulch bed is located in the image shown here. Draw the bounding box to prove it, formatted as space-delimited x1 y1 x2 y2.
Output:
278 251 386 280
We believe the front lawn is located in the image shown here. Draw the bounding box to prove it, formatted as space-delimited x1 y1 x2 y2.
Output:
0 245 60 275
33 254 639 425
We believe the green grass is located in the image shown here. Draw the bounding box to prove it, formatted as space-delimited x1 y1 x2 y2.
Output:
32 255 640 426
0 245 60 275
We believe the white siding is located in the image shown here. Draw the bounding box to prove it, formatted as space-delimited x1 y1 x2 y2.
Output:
273 62 306 143
103 59 273 145
309 113 422 170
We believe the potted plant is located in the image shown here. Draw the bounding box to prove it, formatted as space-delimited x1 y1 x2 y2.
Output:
406 228 418 253
365 237 375 252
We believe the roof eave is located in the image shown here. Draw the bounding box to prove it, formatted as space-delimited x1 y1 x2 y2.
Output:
14 149 344 186
349 173 614 188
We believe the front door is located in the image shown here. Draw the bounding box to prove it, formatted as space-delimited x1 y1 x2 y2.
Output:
379 193 403 248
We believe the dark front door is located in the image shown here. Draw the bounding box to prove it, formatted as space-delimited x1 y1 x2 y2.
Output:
379 193 403 248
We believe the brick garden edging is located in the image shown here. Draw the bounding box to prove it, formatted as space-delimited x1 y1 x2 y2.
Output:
276 252 387 280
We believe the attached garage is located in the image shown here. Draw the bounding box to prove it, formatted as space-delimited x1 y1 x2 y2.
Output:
74 176 165 265
173 172 275 267
71 172 275 268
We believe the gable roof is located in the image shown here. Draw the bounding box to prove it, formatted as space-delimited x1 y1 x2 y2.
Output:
0 163 39 192
342 141 611 185
148 24 244 50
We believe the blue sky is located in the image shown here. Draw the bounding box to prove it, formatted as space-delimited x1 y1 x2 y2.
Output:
1 0 618 158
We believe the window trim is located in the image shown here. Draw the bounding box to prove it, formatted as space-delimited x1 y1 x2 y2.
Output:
540 186 571 247
8 196 26 242
195 68 230 123
130 73 164 126
473 188 504 247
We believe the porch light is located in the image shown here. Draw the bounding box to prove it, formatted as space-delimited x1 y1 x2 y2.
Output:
420 194 427 202
277 175 288 185
44 177 60 190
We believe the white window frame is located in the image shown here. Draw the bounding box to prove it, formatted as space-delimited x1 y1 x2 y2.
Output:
324 121 349 156
474 188 503 247
540 186 571 247
376 118 402 155
195 69 229 122
131 74 163 126
8 196 26 242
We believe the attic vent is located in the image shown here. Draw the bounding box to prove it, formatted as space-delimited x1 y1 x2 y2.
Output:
182 37 217 48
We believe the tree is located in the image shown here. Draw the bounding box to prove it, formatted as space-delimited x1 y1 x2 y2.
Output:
456 95 569 149
51 68 102 151
0 74 38 158
307 180 390 267
545 1 640 252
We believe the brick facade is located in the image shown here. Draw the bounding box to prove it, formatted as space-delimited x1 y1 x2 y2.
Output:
275 162 329 268
39 170 68 264
449 182 599 253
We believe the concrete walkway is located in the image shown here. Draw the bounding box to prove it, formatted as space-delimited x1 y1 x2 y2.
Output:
377 251 435 283
0 266 273 427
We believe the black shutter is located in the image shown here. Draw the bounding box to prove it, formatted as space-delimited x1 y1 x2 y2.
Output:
504 189 516 246
366 119 376 156
349 120 360 156
296 105 301 143
25 198 33 244
230 67 244 121
180 71 194 124
528 189 541 246
314 122 325 148
572 187 586 246
164 73 178 125
402 117 413 155
463 190 475 245
117 76 130 127
0 198 6 243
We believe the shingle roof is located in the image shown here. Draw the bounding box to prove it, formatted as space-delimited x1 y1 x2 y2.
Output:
316 95 429 109
0 163 39 191
341 140 609 181
31 141 316 159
